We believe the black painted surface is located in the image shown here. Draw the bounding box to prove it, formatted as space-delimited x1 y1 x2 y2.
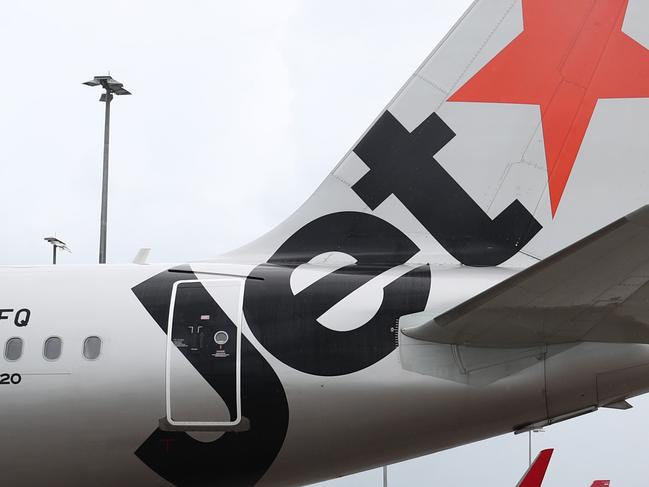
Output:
169 281 238 421
244 212 431 376
352 111 542 266
132 268 289 487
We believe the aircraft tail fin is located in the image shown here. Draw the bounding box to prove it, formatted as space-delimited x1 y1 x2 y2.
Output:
516 449 553 487
221 0 649 269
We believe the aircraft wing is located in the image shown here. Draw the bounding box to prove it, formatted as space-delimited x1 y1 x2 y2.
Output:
516 449 553 487
403 206 649 348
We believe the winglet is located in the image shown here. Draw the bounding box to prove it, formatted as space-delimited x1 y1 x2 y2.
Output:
516 449 554 487
133 248 151 265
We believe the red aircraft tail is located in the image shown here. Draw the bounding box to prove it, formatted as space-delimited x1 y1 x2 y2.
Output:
591 482 610 487
516 449 554 487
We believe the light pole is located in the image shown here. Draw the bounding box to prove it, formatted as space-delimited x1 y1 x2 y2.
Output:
83 75 131 264
528 428 545 466
44 237 70 265
382 465 388 487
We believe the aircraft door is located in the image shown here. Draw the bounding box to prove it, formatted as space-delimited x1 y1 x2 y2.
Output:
165 279 243 429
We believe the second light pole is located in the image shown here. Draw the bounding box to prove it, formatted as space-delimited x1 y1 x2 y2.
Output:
83 75 131 264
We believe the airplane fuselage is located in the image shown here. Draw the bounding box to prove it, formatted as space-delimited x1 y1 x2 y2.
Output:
2 262 649 486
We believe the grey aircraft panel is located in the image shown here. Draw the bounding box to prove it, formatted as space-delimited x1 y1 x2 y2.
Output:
403 205 649 347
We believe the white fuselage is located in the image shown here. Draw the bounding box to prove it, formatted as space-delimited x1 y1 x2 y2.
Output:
2 262 649 486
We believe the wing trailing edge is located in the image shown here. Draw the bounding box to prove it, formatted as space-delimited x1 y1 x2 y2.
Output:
403 206 649 348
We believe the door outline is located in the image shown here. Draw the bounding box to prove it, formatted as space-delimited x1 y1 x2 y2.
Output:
165 278 243 429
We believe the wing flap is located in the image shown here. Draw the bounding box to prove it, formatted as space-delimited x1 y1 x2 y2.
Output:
403 206 649 347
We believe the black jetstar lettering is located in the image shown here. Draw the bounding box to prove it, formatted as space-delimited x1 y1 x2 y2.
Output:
244 212 431 376
352 111 542 266
132 268 289 487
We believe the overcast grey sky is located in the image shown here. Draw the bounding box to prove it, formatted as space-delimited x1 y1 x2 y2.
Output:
1 1 648 485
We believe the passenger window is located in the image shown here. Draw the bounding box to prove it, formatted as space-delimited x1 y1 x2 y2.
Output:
83 336 102 360
44 337 62 360
5 337 23 361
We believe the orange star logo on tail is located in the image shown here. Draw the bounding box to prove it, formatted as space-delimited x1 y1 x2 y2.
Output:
449 0 649 215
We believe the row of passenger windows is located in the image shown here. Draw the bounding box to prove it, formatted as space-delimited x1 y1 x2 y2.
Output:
4 336 102 361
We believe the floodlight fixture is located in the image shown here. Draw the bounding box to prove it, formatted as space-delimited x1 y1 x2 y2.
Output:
83 74 132 264
44 237 71 265
83 76 132 97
